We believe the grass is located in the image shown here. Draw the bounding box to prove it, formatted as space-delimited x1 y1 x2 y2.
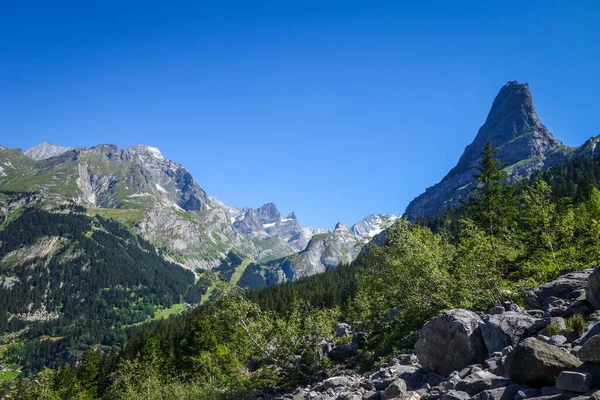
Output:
200 285 215 305
229 259 252 286
0 371 20 383
122 303 187 328
0 210 22 231
87 208 145 229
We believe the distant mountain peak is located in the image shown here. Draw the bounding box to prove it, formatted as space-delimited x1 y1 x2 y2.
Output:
128 144 165 159
24 142 72 160
404 81 571 220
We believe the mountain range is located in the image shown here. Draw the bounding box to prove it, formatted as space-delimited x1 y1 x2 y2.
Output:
0 142 397 285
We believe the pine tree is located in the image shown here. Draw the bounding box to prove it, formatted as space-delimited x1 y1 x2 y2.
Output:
469 141 509 236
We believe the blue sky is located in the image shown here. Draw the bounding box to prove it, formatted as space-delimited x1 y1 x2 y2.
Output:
1 1 599 228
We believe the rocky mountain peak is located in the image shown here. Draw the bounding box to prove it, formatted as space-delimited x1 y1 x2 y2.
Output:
334 222 349 232
24 142 72 160
404 81 571 221
127 144 165 160
352 214 399 239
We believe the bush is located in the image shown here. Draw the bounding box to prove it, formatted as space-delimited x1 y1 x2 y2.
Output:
545 321 562 336
567 314 586 336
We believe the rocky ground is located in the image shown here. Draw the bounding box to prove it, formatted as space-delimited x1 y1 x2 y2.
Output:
251 267 600 400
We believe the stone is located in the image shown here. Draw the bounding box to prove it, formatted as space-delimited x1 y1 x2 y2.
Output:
555 371 592 393
415 310 488 376
528 310 546 318
578 321 600 346
587 268 600 311
576 362 600 389
515 388 542 399
577 334 600 362
321 376 361 390
524 270 593 311
454 371 503 396
336 323 352 337
470 387 506 400
548 336 568 347
504 338 582 387
480 312 537 354
382 379 407 399
352 332 367 351
329 343 355 363
439 390 471 400
490 306 506 315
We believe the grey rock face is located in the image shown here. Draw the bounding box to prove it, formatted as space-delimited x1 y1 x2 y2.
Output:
351 214 398 240
587 268 600 310
405 81 571 221
24 142 72 160
555 371 592 393
504 338 582 387
415 309 488 377
480 312 537 355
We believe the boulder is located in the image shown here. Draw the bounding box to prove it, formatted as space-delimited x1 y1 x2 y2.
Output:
329 343 354 363
504 338 582 387
577 321 600 346
439 390 471 400
548 336 568 347
525 270 593 311
577 334 600 362
454 370 503 396
480 312 537 354
382 378 407 399
415 309 487 377
515 388 542 399
555 371 592 393
587 268 600 311
576 362 600 388
336 323 352 337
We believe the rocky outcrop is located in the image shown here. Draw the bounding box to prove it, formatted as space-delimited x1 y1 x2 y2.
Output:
254 271 600 400
524 270 593 313
404 81 572 221
415 309 487 376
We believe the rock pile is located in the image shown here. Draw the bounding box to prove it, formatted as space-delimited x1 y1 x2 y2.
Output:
250 267 600 400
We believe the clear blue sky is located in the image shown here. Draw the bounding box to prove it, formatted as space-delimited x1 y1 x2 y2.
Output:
1 1 599 228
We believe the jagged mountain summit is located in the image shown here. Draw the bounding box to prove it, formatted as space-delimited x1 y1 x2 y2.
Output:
242 214 399 285
24 141 72 160
404 81 573 221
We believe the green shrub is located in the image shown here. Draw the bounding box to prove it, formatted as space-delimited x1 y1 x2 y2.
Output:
545 321 561 336
334 334 352 345
567 314 586 336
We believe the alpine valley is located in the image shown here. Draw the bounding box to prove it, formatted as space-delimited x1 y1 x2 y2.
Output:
4 81 600 396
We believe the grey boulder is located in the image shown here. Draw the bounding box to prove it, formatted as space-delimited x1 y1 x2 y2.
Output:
577 334 600 362
480 312 537 354
555 371 592 393
415 309 488 377
504 338 582 387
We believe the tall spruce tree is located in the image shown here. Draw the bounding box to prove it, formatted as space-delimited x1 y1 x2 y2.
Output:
469 141 508 236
